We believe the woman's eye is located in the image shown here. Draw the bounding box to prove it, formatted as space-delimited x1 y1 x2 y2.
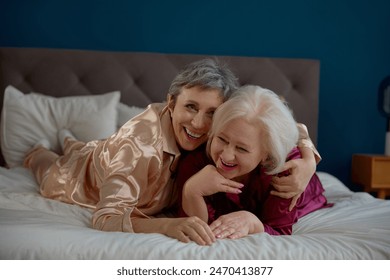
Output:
207 111 215 118
186 104 197 111
237 147 249 153
217 136 228 144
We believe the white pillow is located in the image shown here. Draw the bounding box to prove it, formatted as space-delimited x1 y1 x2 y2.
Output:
1 85 120 168
116 102 145 128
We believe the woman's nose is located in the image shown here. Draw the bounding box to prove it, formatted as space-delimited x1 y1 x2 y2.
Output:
191 113 208 129
221 146 235 161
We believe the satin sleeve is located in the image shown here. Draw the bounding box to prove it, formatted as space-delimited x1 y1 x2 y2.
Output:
260 147 302 235
296 123 321 163
261 195 297 235
92 136 163 233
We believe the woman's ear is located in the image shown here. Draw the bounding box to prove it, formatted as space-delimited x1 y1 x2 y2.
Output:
261 154 273 170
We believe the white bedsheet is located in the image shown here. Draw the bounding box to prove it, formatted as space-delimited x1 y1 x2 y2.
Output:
0 167 389 259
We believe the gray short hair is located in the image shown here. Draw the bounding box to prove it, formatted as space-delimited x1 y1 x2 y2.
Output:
207 85 299 175
168 58 239 102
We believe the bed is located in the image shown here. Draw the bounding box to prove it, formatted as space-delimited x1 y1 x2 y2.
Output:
0 47 389 260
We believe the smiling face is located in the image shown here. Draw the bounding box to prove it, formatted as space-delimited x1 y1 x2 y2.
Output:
209 118 267 180
169 86 224 151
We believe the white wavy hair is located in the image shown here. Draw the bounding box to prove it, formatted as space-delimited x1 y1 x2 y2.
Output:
207 85 299 174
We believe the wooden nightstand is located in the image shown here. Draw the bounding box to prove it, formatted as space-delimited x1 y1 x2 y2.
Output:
351 154 390 199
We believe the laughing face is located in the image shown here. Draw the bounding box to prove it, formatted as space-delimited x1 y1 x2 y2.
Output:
209 118 266 180
169 86 224 151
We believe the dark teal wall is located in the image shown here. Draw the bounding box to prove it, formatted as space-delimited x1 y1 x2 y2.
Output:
1 0 390 189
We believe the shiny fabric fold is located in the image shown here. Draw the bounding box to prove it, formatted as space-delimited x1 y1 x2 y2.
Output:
24 103 181 233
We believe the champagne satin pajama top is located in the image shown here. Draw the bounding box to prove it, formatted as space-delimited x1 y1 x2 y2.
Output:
27 103 180 232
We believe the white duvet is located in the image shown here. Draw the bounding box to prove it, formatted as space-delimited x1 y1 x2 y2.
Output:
1 167 389 260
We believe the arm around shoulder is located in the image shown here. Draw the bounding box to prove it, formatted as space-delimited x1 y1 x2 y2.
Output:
296 123 321 164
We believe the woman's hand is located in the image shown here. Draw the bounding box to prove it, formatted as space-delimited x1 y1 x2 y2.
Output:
210 211 264 240
182 165 244 222
133 216 216 246
271 147 316 210
185 165 244 197
164 216 216 246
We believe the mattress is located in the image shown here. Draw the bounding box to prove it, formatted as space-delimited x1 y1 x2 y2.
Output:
1 167 389 260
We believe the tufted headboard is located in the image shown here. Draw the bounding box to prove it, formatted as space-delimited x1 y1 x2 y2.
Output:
0 47 320 166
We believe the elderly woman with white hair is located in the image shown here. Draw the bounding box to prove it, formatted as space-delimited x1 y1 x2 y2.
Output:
176 85 330 242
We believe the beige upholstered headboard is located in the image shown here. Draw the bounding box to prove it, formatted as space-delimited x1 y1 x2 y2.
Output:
0 47 320 166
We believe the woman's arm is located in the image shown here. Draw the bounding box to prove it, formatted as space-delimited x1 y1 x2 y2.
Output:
93 159 218 246
271 146 316 196
182 181 209 222
181 165 244 222
296 123 321 163
271 123 319 209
